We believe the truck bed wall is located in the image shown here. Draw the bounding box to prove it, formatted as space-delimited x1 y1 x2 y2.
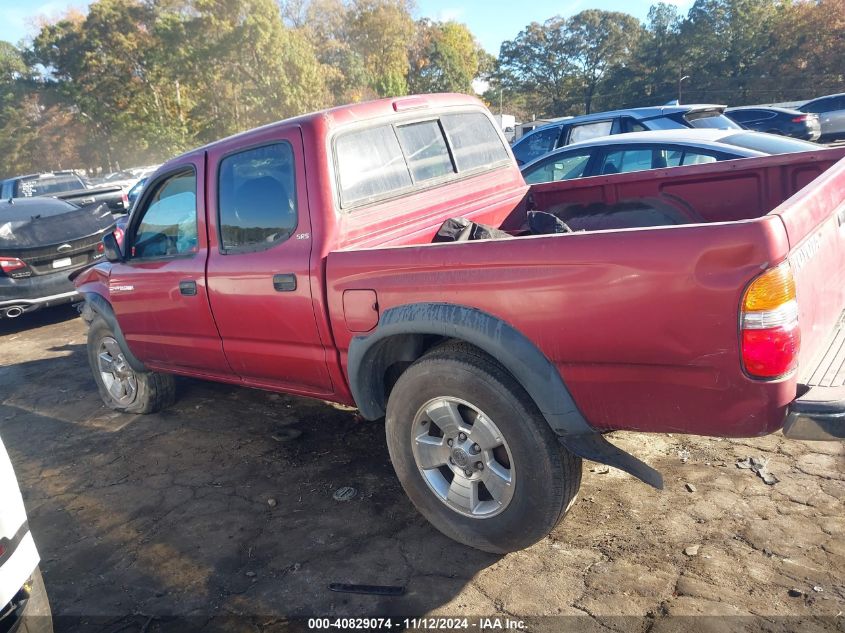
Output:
514 148 845 229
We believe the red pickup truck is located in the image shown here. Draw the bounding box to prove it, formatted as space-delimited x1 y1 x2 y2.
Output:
73 93 845 553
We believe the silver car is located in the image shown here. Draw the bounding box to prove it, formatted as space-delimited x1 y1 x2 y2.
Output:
520 129 820 184
798 93 845 141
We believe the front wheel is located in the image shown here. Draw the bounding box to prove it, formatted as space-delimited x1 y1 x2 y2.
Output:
86 316 175 414
385 343 581 553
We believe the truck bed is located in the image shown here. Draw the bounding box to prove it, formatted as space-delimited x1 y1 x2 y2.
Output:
326 149 845 438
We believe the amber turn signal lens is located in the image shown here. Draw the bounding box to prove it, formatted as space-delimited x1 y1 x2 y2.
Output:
743 261 796 312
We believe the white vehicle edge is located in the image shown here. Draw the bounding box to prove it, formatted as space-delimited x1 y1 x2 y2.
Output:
0 435 51 631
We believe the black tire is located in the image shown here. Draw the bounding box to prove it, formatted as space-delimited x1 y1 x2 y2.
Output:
86 316 175 414
385 342 581 553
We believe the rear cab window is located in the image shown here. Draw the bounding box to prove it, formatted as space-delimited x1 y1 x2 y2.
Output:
334 110 510 209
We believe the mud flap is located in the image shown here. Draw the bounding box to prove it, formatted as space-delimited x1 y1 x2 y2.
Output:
561 433 664 490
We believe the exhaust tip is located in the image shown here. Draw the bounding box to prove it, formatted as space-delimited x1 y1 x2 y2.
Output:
4 306 24 318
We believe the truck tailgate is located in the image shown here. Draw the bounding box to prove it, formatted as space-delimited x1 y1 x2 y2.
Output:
775 155 845 385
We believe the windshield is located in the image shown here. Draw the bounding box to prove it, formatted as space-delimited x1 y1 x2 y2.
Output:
16 174 83 197
719 132 820 154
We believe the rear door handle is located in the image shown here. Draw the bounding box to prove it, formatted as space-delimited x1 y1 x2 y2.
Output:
273 273 297 292
179 280 197 296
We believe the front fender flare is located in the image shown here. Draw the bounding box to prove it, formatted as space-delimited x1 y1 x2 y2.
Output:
81 292 146 373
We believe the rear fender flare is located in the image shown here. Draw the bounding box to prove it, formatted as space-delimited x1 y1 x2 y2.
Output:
347 303 589 432
347 303 663 489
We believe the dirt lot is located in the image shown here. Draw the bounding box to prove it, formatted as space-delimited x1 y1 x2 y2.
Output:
0 306 843 632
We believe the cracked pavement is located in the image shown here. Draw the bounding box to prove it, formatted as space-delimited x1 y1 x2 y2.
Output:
0 306 843 632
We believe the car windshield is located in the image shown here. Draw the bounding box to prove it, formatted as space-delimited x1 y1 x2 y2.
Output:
17 175 82 197
719 133 819 154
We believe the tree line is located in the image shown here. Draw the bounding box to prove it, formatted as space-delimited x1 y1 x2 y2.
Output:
0 0 841 175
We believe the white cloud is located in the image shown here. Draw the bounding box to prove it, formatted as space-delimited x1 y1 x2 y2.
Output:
437 7 466 22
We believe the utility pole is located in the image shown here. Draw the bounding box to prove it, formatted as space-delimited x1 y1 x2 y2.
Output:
678 73 690 104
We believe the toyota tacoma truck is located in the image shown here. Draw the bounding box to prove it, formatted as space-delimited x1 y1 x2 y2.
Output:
73 93 845 553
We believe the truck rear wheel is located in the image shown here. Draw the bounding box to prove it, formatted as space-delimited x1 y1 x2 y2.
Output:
86 316 175 414
385 343 582 553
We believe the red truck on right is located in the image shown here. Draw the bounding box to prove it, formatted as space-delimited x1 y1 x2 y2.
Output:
72 94 845 553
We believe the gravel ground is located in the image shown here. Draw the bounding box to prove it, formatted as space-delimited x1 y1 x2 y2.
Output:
0 306 842 633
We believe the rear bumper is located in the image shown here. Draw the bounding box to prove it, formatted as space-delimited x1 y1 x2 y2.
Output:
1 567 53 633
0 271 79 315
784 386 845 440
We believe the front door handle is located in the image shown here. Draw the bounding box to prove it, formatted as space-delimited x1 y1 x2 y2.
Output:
179 280 197 296
273 273 297 292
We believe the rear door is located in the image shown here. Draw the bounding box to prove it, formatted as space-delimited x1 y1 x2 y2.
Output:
107 157 232 375
204 129 333 396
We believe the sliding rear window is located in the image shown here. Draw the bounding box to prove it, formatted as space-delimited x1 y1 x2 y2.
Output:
335 111 508 208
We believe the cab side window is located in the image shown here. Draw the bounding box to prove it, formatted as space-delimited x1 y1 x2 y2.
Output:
132 169 198 259
218 143 298 253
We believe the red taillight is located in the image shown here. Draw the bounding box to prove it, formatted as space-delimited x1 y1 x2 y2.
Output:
791 115 809 123
740 261 800 378
113 226 125 248
97 242 105 253
0 257 26 273
742 325 801 378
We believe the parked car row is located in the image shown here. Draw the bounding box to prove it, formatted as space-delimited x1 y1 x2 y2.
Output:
512 92 845 174
521 129 820 184
511 104 742 165
0 171 130 214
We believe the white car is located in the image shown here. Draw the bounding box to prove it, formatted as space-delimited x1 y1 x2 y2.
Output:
0 436 51 631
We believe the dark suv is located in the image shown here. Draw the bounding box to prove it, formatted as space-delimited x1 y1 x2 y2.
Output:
512 105 740 165
725 106 821 141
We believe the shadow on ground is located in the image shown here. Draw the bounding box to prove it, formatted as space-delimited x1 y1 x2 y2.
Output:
0 343 500 632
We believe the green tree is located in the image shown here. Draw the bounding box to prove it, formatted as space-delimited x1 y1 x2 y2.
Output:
408 19 483 94
565 10 644 113
187 0 331 139
497 18 581 117
679 0 781 104
346 0 415 97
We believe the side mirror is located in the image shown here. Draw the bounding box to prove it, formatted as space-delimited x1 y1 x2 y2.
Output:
102 232 123 263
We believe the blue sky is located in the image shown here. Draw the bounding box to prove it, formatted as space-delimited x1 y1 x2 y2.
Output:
0 0 693 53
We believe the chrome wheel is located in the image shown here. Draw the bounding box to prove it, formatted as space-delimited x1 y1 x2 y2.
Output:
97 336 138 406
411 397 515 518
